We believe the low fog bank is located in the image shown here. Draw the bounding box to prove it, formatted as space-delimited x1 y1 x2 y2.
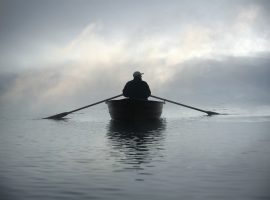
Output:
0 53 269 116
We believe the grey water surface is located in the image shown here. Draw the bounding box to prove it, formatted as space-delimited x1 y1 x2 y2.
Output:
0 106 270 200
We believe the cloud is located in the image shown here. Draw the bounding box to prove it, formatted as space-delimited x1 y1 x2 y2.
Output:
1 1 270 113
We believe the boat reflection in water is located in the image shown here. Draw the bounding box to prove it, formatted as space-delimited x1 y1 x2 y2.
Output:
106 119 167 173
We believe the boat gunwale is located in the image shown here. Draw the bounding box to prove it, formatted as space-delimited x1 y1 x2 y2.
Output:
105 98 165 104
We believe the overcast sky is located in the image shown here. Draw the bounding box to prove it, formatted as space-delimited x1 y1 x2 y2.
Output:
0 0 270 113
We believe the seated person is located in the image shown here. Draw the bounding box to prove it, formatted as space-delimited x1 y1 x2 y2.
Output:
123 71 151 100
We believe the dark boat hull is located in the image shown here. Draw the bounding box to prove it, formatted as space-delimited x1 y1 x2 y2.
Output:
106 99 164 120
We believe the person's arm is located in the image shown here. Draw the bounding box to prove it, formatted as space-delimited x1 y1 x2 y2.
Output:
146 83 151 97
143 81 151 98
123 82 130 97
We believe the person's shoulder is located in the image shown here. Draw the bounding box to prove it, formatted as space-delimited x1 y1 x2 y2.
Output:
125 80 133 85
141 80 149 85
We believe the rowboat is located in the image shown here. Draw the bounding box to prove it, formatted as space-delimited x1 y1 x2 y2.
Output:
106 99 164 120
45 94 218 120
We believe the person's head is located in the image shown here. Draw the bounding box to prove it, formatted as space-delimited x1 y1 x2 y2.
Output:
133 71 143 79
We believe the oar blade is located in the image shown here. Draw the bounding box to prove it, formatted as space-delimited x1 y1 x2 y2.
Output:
44 112 70 119
206 111 219 116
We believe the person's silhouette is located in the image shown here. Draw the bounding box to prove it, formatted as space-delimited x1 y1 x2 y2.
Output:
123 71 151 100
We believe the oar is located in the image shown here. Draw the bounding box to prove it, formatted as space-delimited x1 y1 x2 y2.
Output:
151 95 219 116
44 94 123 119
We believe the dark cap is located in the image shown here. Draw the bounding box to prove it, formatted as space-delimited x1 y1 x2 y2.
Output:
133 71 144 77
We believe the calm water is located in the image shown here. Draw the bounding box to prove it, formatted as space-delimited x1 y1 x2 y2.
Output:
0 106 270 200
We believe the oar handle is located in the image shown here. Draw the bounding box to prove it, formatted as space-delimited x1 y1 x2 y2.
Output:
69 94 123 113
150 95 218 115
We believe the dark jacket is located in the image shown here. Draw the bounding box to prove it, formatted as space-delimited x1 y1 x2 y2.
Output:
123 77 151 99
